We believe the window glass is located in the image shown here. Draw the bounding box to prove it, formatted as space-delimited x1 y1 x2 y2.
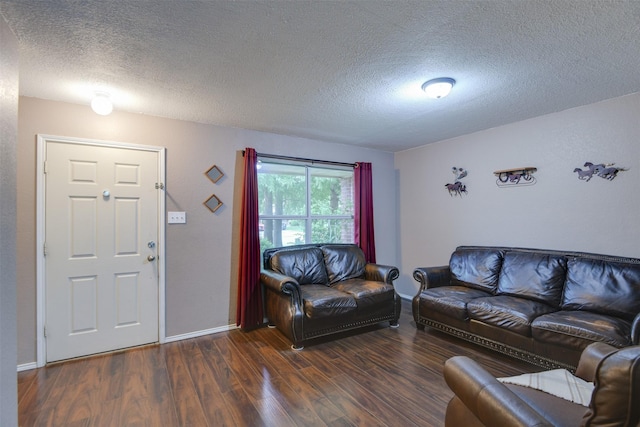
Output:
257 163 306 216
311 219 353 244
258 160 354 255
310 168 354 216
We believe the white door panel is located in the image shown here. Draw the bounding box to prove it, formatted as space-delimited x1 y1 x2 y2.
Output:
45 141 160 362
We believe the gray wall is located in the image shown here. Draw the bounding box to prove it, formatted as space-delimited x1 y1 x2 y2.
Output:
16 97 398 364
0 15 18 426
394 93 640 297
15 83 640 366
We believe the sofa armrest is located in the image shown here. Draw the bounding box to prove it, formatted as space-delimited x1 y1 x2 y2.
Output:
574 342 617 382
260 270 303 305
413 265 450 291
632 312 640 345
364 263 399 284
443 356 552 427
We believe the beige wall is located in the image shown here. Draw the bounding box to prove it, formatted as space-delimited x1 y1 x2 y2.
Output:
394 93 640 297
16 97 398 364
1 15 19 425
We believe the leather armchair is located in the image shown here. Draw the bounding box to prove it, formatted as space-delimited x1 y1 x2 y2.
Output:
443 342 640 427
261 244 401 350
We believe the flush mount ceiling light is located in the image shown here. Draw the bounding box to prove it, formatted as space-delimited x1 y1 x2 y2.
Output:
421 77 456 99
91 92 113 115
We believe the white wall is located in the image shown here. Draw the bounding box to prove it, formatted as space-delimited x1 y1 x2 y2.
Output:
16 97 397 364
0 15 19 426
394 93 640 298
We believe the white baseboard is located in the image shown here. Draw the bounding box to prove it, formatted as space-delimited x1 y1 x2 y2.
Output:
17 362 37 372
164 324 239 343
18 303 411 371
17 324 240 371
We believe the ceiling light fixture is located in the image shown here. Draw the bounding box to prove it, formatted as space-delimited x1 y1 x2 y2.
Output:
91 92 113 115
421 77 456 99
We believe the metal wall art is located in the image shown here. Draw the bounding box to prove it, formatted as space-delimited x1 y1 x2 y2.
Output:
493 167 537 187
445 166 468 196
573 162 628 182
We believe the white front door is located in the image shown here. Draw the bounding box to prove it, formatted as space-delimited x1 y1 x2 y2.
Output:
44 139 161 362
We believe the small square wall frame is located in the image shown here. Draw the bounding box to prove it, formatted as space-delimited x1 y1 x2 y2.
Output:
205 164 224 183
204 194 223 213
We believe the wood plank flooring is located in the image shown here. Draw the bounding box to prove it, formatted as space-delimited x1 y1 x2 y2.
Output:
18 300 537 426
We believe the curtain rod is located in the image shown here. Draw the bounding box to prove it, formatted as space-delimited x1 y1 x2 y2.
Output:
243 150 357 168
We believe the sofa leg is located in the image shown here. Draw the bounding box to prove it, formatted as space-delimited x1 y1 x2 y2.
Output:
390 321 400 328
416 323 425 331
291 344 304 351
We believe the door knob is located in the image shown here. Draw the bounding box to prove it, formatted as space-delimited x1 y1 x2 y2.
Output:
147 255 156 262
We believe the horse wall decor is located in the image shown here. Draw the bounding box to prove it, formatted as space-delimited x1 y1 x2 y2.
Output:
493 167 537 187
445 166 468 197
573 162 628 182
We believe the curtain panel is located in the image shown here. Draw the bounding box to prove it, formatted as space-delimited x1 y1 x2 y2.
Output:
236 148 263 329
354 162 376 263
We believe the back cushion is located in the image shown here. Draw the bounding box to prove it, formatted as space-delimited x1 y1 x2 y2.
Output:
450 248 504 293
321 245 366 285
562 258 640 321
270 247 329 285
581 345 640 426
497 251 567 306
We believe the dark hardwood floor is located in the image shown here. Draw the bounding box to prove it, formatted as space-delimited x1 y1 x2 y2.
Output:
18 300 537 426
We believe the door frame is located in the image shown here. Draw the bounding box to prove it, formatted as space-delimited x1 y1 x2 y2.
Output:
36 134 166 367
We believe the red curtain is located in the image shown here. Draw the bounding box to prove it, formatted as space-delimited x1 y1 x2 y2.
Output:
354 162 376 263
236 148 263 329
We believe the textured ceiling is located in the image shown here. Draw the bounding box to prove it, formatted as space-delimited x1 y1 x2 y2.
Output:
1 1 640 152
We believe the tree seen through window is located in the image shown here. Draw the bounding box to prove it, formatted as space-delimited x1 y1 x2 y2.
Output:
258 161 354 255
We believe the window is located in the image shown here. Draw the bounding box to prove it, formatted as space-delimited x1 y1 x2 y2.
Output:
258 160 354 254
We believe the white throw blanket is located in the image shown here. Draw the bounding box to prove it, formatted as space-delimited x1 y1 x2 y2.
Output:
498 369 594 407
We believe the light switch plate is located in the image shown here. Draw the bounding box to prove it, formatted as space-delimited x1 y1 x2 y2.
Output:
168 211 186 224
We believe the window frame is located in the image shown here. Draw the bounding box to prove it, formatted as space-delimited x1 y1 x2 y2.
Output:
257 159 354 249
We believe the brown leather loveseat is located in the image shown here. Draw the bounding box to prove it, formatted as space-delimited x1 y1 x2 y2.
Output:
261 243 401 349
413 246 640 369
443 342 640 426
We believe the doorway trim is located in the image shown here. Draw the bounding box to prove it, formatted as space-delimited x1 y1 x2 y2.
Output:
36 134 166 367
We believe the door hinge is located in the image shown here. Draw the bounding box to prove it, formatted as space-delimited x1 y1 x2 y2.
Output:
155 182 164 190
44 326 47 338
43 242 47 257
43 161 48 174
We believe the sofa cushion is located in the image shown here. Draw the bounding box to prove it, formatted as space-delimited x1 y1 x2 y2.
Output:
505 384 590 426
270 247 329 285
468 295 558 336
300 284 357 319
450 248 504 293
331 278 395 310
581 345 640 426
532 310 632 350
561 257 640 322
321 245 366 285
497 251 566 307
419 286 492 321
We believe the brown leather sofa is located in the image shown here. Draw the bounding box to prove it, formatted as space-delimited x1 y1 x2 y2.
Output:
443 342 640 427
261 244 401 349
413 246 640 369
